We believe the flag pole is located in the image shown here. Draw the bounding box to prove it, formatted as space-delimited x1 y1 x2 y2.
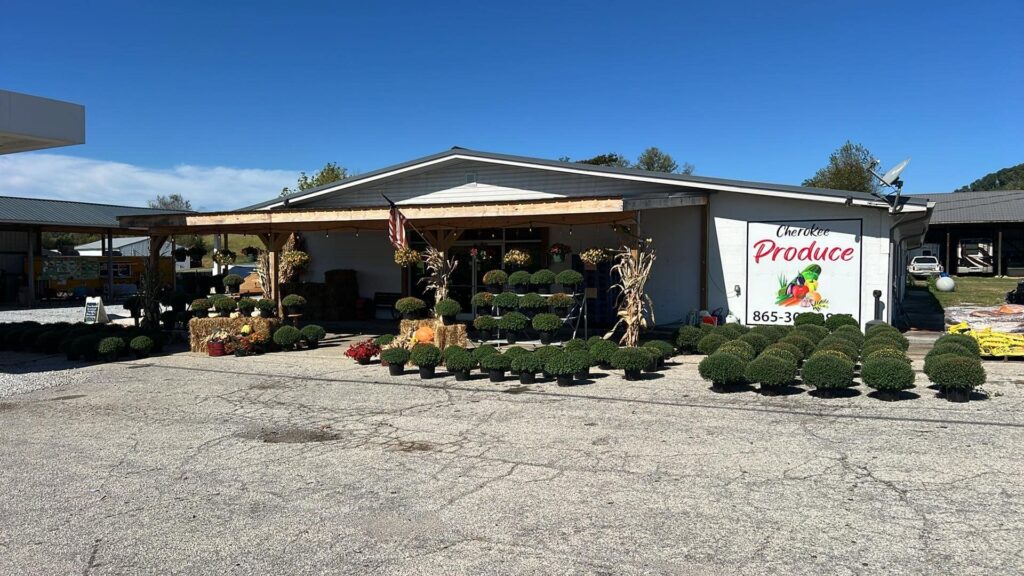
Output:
382 194 428 244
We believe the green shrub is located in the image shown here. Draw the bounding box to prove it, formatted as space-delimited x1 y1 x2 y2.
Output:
825 314 859 332
546 350 588 376
70 335 100 359
530 269 556 285
273 325 301 348
410 343 442 367
36 331 64 354
563 339 588 352
555 269 583 287
191 298 212 313
717 323 748 339
444 349 476 371
471 292 494 308
923 352 959 380
765 341 803 362
698 352 747 385
472 344 499 363
435 298 462 317
237 298 257 315
816 339 859 362
717 340 755 362
862 358 916 391
610 347 654 371
223 274 243 289
301 324 326 343
833 323 864 339
548 293 574 310
935 334 981 356
518 292 547 310
98 336 126 358
503 346 529 360
473 315 497 330
801 354 855 389
676 326 704 353
380 347 411 366
480 353 511 370
780 334 815 357
794 312 825 327
745 354 797 387
927 342 974 359
498 311 528 331
697 333 730 355
864 348 910 364
511 352 545 374
492 292 519 310
643 343 665 360
646 339 675 358
760 347 797 365
508 270 532 286
533 345 563 364
442 345 467 362
865 331 909 352
129 335 154 355
589 339 618 365
866 323 897 338
213 298 237 314
738 332 769 354
394 297 426 315
862 339 903 358
532 313 562 332
482 269 507 285
810 349 852 362
374 334 396 346
255 299 277 316
750 325 782 344
281 294 307 308
929 356 985 390
794 324 829 342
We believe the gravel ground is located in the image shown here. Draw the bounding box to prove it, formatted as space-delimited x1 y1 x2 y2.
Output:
1 332 1023 574
0 302 133 324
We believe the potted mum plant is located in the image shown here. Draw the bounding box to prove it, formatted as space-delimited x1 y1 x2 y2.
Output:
532 313 562 345
482 269 508 293
213 297 237 318
300 324 326 349
480 352 511 383
511 352 544 384
492 291 519 314
395 296 427 320
435 298 462 324
187 245 207 267
503 248 531 270
471 291 494 314
273 325 302 351
579 247 608 267
443 348 476 381
410 343 442 379
556 269 584 293
213 249 236 267
530 269 556 294
549 243 571 263
548 293 574 317
207 330 232 357
129 335 153 359
498 311 528 344
173 246 188 263
190 298 212 318
508 270 532 294
517 292 546 318
98 336 126 362
344 338 380 364
237 298 257 317
545 351 588 387
255 299 276 318
281 294 307 316
223 273 243 294
380 347 411 376
611 347 653 381
473 315 497 341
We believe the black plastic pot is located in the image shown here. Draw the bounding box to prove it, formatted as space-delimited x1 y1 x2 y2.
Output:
477 329 493 342
133 350 149 360
644 362 659 373
453 369 471 381
759 384 782 396
574 366 590 380
519 372 536 385
357 357 371 365
306 340 319 350
623 369 641 381
486 283 502 293
419 365 436 379
513 285 528 294
388 364 405 376
556 374 574 386
539 332 553 345
488 369 506 383
402 312 419 320
193 310 207 319
441 315 457 325
505 331 518 344
535 283 551 294
552 308 569 318
945 388 970 403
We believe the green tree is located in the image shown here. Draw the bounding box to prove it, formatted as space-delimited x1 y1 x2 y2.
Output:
575 153 631 168
802 141 879 194
281 162 348 196
148 193 193 211
635 146 693 174
955 162 1024 192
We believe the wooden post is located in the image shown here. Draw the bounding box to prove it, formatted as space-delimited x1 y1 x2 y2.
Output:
146 235 168 327
998 228 1003 277
945 229 951 274
258 232 289 317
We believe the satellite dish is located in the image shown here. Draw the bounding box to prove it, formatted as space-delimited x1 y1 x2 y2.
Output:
880 157 910 187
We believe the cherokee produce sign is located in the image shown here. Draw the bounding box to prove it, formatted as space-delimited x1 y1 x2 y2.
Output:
746 219 862 325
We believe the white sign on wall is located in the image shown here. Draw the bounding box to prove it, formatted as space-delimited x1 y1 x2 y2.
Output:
745 219 862 325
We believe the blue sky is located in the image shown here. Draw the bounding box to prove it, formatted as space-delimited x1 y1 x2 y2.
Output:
1 0 1021 210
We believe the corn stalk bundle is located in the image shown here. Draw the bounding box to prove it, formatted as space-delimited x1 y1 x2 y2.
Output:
139 257 163 329
255 251 272 299
419 247 458 304
604 240 656 347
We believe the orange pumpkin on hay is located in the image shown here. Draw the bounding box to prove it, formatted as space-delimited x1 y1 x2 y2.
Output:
414 326 435 343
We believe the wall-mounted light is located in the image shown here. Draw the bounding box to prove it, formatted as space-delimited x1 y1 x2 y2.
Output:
569 225 573 236
325 230 330 238
734 284 742 296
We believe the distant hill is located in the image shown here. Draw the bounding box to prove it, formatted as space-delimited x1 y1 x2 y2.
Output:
956 162 1024 192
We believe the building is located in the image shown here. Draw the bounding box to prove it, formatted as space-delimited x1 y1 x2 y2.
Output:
74 236 173 257
121 148 933 328
918 190 1024 276
0 89 84 154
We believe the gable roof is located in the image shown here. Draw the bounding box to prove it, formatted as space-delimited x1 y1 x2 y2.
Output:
921 190 1024 224
244 147 931 212
0 196 189 231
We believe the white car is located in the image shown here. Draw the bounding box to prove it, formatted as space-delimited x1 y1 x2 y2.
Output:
908 256 943 276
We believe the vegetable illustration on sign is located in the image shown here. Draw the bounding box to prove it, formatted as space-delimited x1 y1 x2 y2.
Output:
775 264 828 310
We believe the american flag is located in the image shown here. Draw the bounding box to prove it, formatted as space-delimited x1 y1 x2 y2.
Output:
385 196 408 249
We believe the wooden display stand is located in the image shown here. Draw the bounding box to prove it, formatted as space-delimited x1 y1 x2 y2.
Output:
398 318 468 350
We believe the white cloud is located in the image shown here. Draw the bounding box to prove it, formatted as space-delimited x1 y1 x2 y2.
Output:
0 153 295 211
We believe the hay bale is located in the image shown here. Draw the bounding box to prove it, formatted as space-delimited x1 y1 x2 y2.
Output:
397 318 467 351
188 316 281 352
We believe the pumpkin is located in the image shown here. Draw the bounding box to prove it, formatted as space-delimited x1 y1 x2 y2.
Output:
415 326 435 343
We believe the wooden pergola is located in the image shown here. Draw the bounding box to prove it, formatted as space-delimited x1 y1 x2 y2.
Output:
118 196 699 314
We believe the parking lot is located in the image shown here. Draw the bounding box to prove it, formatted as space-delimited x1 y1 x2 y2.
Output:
1 335 1023 575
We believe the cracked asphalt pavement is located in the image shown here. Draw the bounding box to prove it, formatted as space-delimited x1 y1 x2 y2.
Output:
1 335 1023 575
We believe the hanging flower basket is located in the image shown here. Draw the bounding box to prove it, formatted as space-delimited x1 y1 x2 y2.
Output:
550 243 571 263
394 247 422 267
503 248 531 268
580 247 610 266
